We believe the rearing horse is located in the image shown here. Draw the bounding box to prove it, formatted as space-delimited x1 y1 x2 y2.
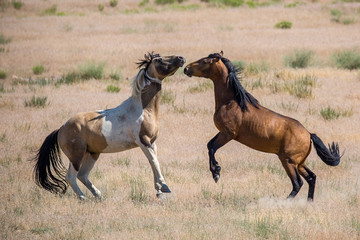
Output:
32 52 185 200
184 51 341 201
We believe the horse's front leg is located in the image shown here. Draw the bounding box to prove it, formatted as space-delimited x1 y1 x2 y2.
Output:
207 132 232 183
137 141 171 197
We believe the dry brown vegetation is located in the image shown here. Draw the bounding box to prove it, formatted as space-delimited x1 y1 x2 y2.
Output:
1 0 360 239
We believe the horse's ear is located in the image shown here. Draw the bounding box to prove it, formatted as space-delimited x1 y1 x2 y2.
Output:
210 56 220 64
144 53 151 62
219 50 224 56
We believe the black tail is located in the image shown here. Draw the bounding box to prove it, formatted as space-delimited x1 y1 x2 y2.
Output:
310 133 341 166
31 129 68 194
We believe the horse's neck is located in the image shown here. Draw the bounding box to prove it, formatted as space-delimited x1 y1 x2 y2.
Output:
141 83 162 115
212 74 234 111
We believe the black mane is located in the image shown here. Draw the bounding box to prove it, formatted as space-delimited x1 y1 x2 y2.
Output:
137 52 160 69
208 53 259 112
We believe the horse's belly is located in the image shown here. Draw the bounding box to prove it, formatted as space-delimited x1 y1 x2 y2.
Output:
101 121 140 153
237 135 279 154
102 140 138 153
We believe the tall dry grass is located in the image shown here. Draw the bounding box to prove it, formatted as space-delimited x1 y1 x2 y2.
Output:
0 0 359 239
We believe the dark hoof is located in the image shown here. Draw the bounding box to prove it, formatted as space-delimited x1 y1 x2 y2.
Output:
161 184 171 193
213 174 220 183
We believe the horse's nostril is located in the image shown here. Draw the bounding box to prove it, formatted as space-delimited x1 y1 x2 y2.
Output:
178 56 185 62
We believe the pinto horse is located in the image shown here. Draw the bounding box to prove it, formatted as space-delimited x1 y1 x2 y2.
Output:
184 51 341 201
32 52 185 200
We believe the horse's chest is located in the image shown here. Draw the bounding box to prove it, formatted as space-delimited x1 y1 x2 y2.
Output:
101 102 143 153
214 102 240 133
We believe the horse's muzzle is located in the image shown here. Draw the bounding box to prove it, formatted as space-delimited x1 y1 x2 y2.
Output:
177 56 186 67
183 65 192 77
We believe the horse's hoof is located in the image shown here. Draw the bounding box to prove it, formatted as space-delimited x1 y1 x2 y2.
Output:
78 195 86 201
95 195 103 202
156 192 168 200
213 175 220 183
161 184 171 193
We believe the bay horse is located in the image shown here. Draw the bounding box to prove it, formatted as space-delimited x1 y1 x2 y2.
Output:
184 51 341 201
31 52 185 200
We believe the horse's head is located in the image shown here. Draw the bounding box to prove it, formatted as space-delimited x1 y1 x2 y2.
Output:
138 52 186 81
184 51 224 79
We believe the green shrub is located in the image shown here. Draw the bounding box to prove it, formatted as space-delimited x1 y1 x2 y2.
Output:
0 70 7 79
284 49 314 68
201 0 244 6
0 34 11 44
30 226 54 235
341 17 355 25
139 0 150 6
24 96 48 108
232 60 246 73
156 0 185 4
244 61 270 75
98 4 104 11
161 89 176 105
106 85 120 93
275 21 292 29
129 176 148 203
109 0 118 7
285 75 316 98
109 71 121 81
78 62 105 80
330 9 342 22
331 49 360 70
42 5 57 15
223 0 244 6
320 106 340 120
246 1 256 8
12 1 23 10
32 65 45 75
188 81 213 93
284 2 304 8
330 9 355 24
58 71 79 85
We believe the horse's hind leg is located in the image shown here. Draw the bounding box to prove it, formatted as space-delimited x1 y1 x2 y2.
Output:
298 164 316 201
77 153 102 199
280 158 303 199
66 163 86 200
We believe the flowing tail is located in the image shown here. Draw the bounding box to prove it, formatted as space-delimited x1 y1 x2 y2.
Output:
31 129 68 194
310 133 341 166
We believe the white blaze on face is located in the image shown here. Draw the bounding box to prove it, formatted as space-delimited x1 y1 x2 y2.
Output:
100 97 144 153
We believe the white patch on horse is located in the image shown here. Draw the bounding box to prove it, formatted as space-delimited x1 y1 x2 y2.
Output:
100 97 144 153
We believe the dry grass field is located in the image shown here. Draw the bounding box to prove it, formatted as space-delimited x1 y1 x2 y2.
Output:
1 0 360 239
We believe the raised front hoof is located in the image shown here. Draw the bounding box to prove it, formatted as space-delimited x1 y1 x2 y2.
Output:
160 184 171 193
213 174 220 183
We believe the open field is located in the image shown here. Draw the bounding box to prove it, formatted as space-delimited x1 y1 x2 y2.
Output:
1 0 360 239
